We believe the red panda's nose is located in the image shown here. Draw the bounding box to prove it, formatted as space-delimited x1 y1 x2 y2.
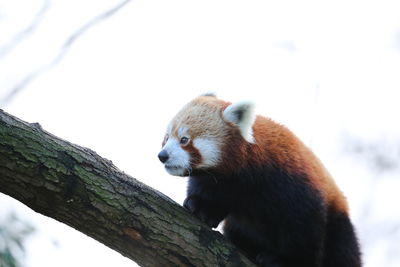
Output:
158 150 169 163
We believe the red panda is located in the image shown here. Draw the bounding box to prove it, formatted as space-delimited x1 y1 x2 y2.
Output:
158 94 361 267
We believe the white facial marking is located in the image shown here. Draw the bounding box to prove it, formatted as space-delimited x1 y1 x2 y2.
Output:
193 138 220 168
223 101 256 143
162 138 190 176
178 126 188 137
166 123 173 135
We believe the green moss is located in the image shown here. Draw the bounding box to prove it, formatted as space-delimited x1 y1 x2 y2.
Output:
151 233 173 243
44 169 61 183
1 111 257 267
73 165 129 211
43 160 69 176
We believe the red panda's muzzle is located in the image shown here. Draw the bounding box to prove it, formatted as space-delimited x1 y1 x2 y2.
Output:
158 149 169 163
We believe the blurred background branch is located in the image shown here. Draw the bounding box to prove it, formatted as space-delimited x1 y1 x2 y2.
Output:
344 136 400 173
0 0 132 107
0 0 50 59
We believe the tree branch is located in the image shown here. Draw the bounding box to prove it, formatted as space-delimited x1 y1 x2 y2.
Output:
0 110 254 267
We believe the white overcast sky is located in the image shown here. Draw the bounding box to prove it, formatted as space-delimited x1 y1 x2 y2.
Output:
1 0 400 266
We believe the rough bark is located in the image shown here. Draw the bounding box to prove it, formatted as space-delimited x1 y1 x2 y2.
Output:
0 109 254 267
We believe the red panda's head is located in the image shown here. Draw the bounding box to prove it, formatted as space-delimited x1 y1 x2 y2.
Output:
158 94 256 176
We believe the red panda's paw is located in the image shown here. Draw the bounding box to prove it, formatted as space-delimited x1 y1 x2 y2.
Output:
183 196 222 228
183 196 198 213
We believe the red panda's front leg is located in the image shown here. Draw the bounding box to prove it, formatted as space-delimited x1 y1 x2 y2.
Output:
183 175 231 228
183 195 228 228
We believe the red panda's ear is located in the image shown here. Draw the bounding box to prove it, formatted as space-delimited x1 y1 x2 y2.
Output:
223 101 256 143
200 92 217 97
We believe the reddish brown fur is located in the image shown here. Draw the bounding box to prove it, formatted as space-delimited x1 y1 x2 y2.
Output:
246 116 348 214
171 96 359 266
169 95 349 214
182 142 203 166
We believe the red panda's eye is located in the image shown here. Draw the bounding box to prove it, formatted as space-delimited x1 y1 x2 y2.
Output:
180 137 189 145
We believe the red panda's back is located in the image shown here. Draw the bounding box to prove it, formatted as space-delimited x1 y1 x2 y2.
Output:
251 115 349 214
